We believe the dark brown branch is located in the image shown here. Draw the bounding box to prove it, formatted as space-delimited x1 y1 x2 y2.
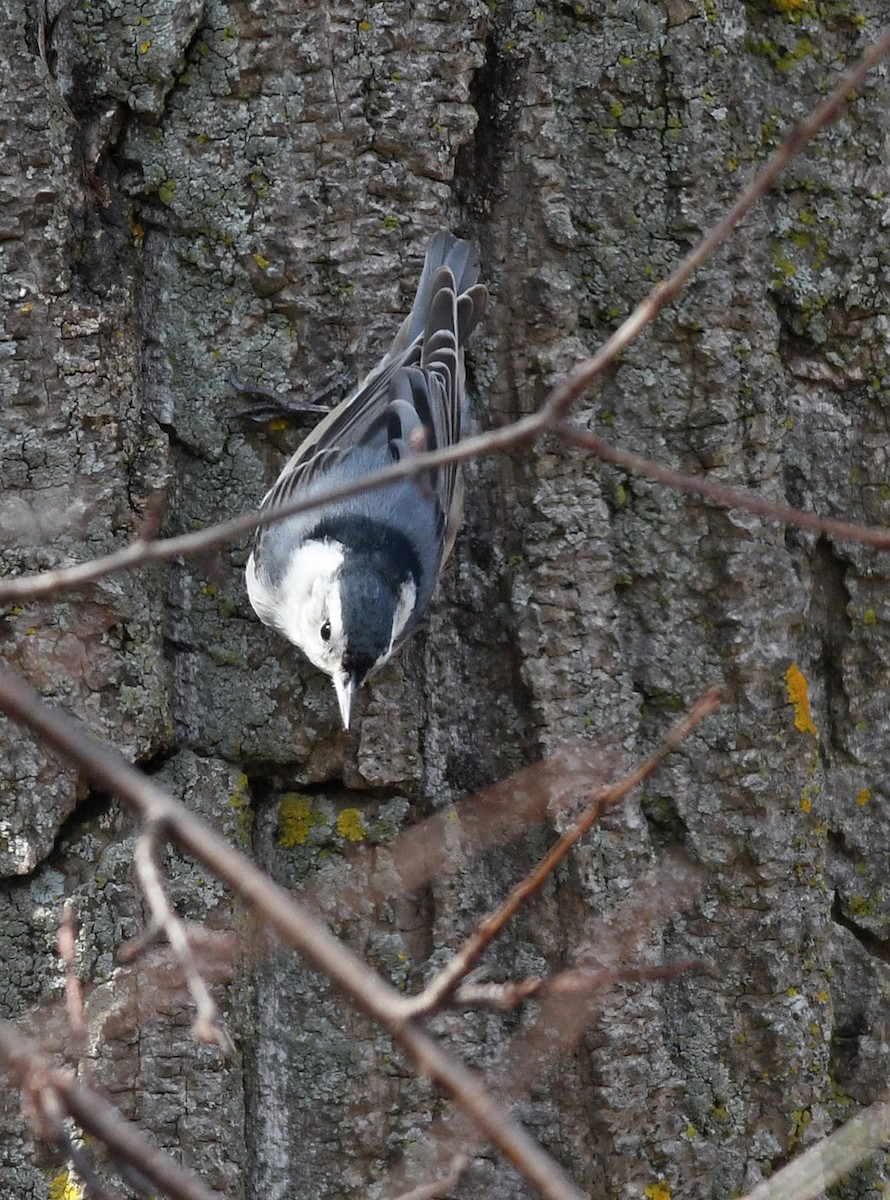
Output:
0 662 585 1200
559 424 890 549
403 689 722 1016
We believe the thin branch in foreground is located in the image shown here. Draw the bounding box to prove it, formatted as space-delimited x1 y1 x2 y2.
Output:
490 860 706 1108
58 900 92 1084
130 822 235 1057
450 960 702 1012
3 26 890 607
0 1019 222 1200
739 1098 890 1200
558 424 890 550
402 688 722 1017
0 662 586 1200
385 858 705 1197
307 743 619 923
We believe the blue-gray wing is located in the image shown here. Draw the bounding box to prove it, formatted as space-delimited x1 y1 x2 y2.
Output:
253 232 487 559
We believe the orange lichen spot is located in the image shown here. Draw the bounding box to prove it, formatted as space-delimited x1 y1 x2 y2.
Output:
856 787 871 807
800 789 812 814
139 39 152 53
785 663 818 736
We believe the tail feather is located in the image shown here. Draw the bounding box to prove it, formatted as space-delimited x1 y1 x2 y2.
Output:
401 232 483 348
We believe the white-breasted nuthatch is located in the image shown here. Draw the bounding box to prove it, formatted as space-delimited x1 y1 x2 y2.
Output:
245 232 488 729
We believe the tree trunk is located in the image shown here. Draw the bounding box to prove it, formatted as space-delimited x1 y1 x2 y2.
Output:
2 0 889 1196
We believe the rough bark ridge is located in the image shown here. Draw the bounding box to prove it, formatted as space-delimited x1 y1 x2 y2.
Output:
2 0 889 1197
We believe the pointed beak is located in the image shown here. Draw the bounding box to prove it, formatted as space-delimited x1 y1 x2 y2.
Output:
333 673 356 730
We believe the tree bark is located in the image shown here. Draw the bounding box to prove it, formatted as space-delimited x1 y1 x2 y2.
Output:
2 0 889 1197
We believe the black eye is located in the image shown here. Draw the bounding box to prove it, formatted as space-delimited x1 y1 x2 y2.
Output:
320 621 331 642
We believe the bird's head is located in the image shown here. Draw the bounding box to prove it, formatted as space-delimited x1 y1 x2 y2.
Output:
279 540 416 729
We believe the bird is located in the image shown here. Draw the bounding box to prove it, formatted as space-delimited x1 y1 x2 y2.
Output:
245 232 488 730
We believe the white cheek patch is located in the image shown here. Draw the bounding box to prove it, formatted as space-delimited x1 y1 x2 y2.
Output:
276 539 345 670
327 576 343 643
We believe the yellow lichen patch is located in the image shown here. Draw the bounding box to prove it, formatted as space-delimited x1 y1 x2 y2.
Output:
785 663 819 737
336 808 367 842
849 895 875 917
644 1185 672 1200
49 1170 83 1200
856 788 871 807
800 789 812 814
228 774 253 840
278 794 315 847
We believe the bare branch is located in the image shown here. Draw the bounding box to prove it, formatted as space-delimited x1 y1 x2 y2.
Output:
58 900 92 1083
131 823 235 1056
739 1099 890 1200
3 27 890 606
404 688 722 1016
0 662 586 1200
559 424 890 549
451 960 702 1012
385 859 704 1196
0 1019 223 1200
0 417 536 604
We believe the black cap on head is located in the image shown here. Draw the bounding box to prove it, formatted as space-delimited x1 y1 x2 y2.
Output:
339 562 398 685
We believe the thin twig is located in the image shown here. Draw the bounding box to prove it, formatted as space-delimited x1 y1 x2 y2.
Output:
0 417 538 604
384 859 704 1197
3 27 890 606
0 1019 222 1200
558 424 890 549
58 900 92 1085
132 823 235 1057
451 960 701 1012
0 663 586 1200
403 688 722 1017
